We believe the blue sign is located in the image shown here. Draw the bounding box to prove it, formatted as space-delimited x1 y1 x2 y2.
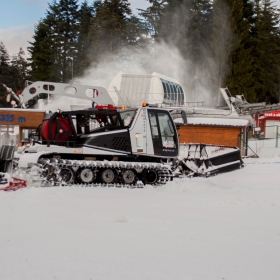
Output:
18 116 26 122
0 114 26 123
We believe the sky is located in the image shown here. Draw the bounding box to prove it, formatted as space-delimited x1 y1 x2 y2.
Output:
0 0 150 56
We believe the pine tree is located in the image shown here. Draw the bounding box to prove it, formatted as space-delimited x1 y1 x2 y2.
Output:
221 0 255 101
11 48 29 88
0 42 10 106
252 0 280 103
46 0 80 82
0 41 10 66
75 1 95 77
211 0 232 91
28 20 56 81
92 0 133 55
138 0 167 41
29 0 80 82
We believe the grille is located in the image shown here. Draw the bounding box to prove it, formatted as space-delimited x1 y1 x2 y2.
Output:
113 137 129 151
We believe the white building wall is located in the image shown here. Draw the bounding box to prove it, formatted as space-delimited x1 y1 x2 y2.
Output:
120 74 152 107
265 120 280 138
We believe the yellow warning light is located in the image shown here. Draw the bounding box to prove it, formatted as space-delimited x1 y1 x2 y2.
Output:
142 102 147 107
121 105 126 110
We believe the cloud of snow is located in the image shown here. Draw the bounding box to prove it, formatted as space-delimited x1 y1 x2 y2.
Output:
74 41 217 106
74 3 232 108
74 42 187 88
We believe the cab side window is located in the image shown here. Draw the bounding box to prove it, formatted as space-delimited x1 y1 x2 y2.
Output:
149 112 159 137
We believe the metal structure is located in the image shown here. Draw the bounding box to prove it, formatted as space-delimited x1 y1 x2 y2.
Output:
220 88 280 116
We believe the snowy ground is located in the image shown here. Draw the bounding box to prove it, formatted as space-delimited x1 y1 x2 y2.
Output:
1 156 280 280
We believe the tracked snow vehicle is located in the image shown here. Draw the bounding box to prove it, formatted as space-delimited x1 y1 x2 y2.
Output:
18 103 178 186
14 81 244 187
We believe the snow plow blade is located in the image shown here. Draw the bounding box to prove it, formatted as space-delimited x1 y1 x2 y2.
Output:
179 144 243 177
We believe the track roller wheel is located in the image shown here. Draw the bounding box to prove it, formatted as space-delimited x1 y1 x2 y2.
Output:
122 169 137 185
142 169 158 185
60 168 74 184
78 168 95 184
100 168 116 184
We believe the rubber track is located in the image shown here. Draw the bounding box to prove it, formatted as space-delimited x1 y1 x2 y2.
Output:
27 158 173 188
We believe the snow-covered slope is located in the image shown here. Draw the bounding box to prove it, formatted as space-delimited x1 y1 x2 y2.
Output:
1 157 280 280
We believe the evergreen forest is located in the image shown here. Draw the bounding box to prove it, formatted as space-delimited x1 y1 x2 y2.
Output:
1 0 280 106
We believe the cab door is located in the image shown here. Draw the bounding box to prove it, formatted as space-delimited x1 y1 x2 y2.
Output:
147 109 179 157
128 108 148 155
